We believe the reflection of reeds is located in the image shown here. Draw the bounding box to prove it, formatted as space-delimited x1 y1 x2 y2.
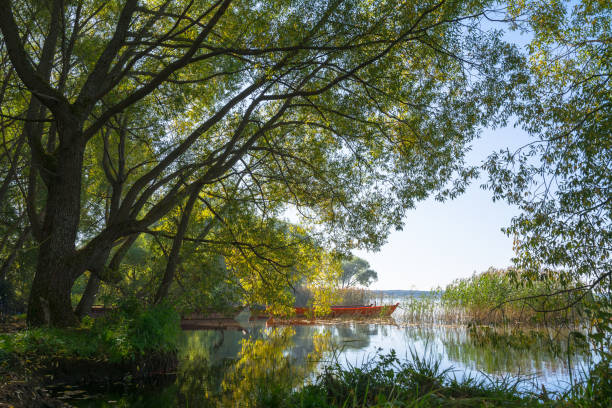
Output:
304 347 548 407
169 323 596 406
443 326 592 377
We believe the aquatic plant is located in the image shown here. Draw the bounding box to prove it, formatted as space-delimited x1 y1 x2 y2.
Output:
441 267 587 326
396 268 589 327
289 349 540 407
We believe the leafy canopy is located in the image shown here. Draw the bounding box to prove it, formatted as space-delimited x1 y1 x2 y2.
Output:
339 255 378 288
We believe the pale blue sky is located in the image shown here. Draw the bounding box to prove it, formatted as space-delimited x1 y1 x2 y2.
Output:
355 124 532 290
353 17 536 291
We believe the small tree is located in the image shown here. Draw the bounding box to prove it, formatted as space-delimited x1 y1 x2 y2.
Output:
339 256 377 289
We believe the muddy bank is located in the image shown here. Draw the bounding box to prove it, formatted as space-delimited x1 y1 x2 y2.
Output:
0 353 71 408
39 351 178 385
0 316 26 334
181 317 244 330
0 350 177 408
0 379 72 408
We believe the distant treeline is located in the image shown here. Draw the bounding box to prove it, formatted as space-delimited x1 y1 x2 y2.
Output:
371 290 437 298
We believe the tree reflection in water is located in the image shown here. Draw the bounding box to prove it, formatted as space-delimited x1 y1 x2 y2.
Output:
65 324 593 406
173 324 592 406
176 327 331 407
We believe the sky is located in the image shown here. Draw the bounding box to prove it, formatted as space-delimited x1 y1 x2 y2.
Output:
349 18 537 291
354 124 532 291
276 22 536 291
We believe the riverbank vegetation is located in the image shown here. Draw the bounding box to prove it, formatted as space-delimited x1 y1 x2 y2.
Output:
441 268 588 326
396 266 597 327
0 301 180 406
399 267 590 327
47 344 610 407
0 0 609 405
286 351 608 408
172 326 608 407
1 301 179 363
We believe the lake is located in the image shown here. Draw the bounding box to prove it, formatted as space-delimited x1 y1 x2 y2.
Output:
57 314 593 407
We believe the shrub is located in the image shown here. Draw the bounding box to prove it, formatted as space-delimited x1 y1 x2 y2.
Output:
0 301 180 363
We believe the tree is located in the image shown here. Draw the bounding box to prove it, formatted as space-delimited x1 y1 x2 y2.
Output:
339 255 377 288
0 0 520 326
485 0 610 305
485 0 610 389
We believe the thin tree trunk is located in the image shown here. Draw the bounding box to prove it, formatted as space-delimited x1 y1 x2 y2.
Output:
153 190 200 304
75 234 139 318
0 227 30 280
74 274 100 319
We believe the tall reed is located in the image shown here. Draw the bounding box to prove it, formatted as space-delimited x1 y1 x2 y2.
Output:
442 267 586 326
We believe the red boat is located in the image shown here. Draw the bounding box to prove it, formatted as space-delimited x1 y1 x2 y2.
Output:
294 303 399 318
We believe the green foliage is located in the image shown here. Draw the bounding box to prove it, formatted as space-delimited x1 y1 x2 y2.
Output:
0 279 23 318
1 0 524 326
0 302 180 363
441 267 586 325
485 0 611 372
289 350 538 408
340 256 378 289
486 0 611 285
571 359 612 408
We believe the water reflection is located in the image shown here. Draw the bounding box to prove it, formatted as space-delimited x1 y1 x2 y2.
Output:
173 326 332 407
442 327 589 380
66 323 592 406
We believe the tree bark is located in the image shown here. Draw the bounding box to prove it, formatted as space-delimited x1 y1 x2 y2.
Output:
153 191 199 304
74 274 100 319
27 140 84 327
75 234 139 318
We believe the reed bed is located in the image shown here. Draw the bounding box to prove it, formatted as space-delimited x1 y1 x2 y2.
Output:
396 268 588 327
335 288 371 306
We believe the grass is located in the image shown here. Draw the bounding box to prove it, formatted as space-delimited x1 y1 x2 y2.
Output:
0 301 181 407
290 350 533 408
236 349 611 408
0 300 180 364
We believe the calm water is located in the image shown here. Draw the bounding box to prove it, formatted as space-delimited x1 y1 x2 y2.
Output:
58 318 593 407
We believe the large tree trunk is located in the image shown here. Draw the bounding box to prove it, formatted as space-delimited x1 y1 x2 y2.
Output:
27 141 84 327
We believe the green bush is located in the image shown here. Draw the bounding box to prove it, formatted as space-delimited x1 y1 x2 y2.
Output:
0 301 180 363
